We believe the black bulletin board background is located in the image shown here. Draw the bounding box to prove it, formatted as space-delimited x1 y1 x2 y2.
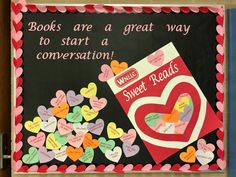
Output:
22 11 218 166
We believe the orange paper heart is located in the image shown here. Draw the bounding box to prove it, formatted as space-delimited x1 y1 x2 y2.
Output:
83 133 99 149
52 102 69 119
180 146 196 163
66 146 83 162
163 109 179 123
110 60 128 75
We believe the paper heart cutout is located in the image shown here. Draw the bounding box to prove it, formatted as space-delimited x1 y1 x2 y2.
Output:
197 139 215 152
89 96 107 112
67 132 84 148
57 119 73 135
53 146 67 162
147 50 164 66
39 146 55 163
50 90 67 107
98 64 114 82
122 142 140 157
79 147 94 163
40 116 57 133
66 146 83 162
196 149 214 165
145 113 163 127
107 122 124 139
98 137 115 153
80 82 97 98
27 132 45 148
66 90 84 106
52 102 69 119
46 133 62 150
110 60 128 75
83 133 99 149
25 116 42 133
87 118 104 135
66 106 83 123
159 123 175 134
54 131 68 145
180 146 196 163
120 129 136 144
37 105 53 121
73 122 89 134
81 105 98 122
105 146 122 163
22 147 39 164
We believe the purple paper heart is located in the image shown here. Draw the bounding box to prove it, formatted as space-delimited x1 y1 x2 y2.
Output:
179 105 193 122
122 142 140 157
66 90 84 106
37 105 53 121
39 146 55 163
87 119 104 135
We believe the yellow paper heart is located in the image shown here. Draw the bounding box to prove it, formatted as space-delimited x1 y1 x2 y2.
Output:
107 122 124 139
80 82 97 98
81 105 98 122
24 116 42 133
46 133 62 150
174 96 190 112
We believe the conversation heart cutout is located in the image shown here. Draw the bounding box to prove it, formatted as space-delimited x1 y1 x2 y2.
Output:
66 106 83 123
81 105 98 122
180 146 196 163
110 60 128 75
163 109 179 123
105 146 122 163
147 50 164 66
174 94 190 112
197 139 215 152
46 133 62 150
145 113 163 127
98 64 114 82
73 122 89 134
98 137 115 154
122 142 140 157
27 132 45 148
80 82 97 98
89 96 107 112
159 123 175 134
66 146 83 162
87 118 104 135
25 116 42 133
57 119 73 135
40 116 57 133
83 133 99 149
67 132 84 148
51 102 69 119
54 131 68 145
50 90 67 107
120 129 136 144
175 121 188 134
150 119 165 132
53 146 67 162
107 122 124 139
196 149 214 165
22 147 39 164
38 146 55 163
179 105 193 122
79 147 94 163
66 90 84 106
37 105 53 121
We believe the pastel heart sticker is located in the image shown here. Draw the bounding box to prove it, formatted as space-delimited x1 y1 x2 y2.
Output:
147 50 164 66
159 123 175 134
81 105 98 122
66 146 83 162
105 146 122 163
197 139 215 152
179 105 193 122
79 147 94 163
122 142 140 157
107 122 124 139
38 146 55 163
66 90 84 106
27 132 45 148
98 137 115 154
37 105 53 121
54 131 68 145
51 102 69 119
50 90 67 107
83 133 99 149
98 64 114 82
53 146 67 162
120 129 136 144
180 146 196 163
110 60 128 75
67 132 84 148
73 122 89 134
174 94 191 112
40 116 57 133
25 116 42 133
175 121 188 134
87 118 104 135
144 113 163 127
22 147 39 164
196 149 214 165
150 119 165 132
46 133 62 150
89 96 107 112
66 106 83 123
57 119 73 135
80 82 97 98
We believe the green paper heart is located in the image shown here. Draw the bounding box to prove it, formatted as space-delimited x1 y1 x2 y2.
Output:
66 106 83 123
54 131 67 145
98 137 115 154
22 147 39 164
79 147 94 163
144 113 162 127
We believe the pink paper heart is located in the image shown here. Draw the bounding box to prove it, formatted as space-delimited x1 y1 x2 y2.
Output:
142 164 152 171
56 6 67 13
120 129 136 144
160 164 171 171
66 165 77 172
85 164 96 171
47 165 58 172
179 164 190 172
15 123 23 134
152 7 161 13
50 90 67 107
15 49 23 58
104 164 115 171
15 141 23 152
198 164 209 171
217 101 224 112
27 132 45 148
15 67 23 78
89 96 107 112
189 6 199 13
13 13 23 23
28 165 38 172
197 139 215 152
216 82 224 93
98 64 114 82
16 87 22 97
171 7 180 13
216 25 224 36
216 63 223 74
12 31 23 41
208 6 219 13
217 140 224 151
15 106 23 116
123 164 133 171
76 6 86 13
217 159 226 170
67 132 84 148
94 5 106 13
217 44 224 56
15 160 22 172
147 50 164 66
37 5 47 12
57 119 73 135
132 6 143 13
